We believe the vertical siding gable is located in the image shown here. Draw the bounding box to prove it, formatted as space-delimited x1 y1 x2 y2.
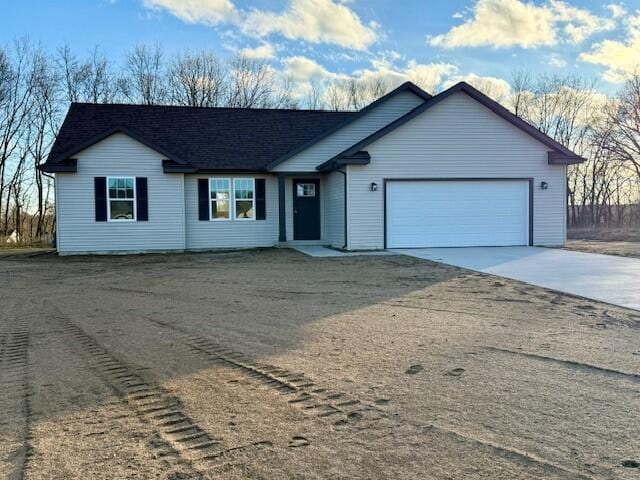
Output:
272 91 425 172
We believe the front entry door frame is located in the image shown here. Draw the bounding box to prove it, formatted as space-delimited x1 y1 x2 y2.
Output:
293 178 321 241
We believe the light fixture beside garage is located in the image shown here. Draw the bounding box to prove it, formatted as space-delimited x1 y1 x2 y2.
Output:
540 181 549 190
370 182 378 191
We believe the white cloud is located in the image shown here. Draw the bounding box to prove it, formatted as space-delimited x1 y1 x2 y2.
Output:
429 0 557 49
429 0 615 49
549 52 568 68
443 73 512 101
142 0 238 25
242 0 377 50
279 55 460 101
607 3 627 18
142 0 376 50
551 0 615 43
240 43 277 59
282 55 347 83
580 12 640 82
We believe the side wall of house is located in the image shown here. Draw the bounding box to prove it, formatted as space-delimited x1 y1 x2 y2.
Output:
272 91 425 172
347 92 567 249
323 171 345 248
184 174 279 249
55 133 185 254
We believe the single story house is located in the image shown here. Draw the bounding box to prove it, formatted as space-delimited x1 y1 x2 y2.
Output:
40 81 584 255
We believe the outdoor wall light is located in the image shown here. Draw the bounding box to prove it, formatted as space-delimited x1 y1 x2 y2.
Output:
370 182 378 191
540 181 549 190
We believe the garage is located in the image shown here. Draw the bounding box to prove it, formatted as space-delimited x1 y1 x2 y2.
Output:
386 179 531 248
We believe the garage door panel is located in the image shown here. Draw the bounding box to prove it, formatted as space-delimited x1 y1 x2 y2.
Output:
386 180 529 248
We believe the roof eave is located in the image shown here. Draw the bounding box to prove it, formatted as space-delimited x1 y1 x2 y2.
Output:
548 152 585 165
162 160 198 173
317 151 371 172
37 159 77 173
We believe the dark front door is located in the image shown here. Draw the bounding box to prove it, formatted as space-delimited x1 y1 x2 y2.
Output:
293 179 321 240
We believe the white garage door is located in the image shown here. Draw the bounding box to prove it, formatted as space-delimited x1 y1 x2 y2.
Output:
386 180 530 248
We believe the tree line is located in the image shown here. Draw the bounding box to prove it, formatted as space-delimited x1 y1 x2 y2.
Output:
1 40 639 244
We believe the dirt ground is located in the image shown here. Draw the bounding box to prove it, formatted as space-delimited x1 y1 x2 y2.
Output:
1 249 640 480
565 239 640 259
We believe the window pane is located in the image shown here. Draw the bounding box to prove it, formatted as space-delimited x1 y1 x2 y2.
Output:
210 178 230 200
234 179 253 199
108 178 135 200
212 191 229 201
235 200 254 219
110 200 134 220
212 200 230 219
297 183 315 197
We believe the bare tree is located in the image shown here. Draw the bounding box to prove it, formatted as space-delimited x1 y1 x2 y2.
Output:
56 45 117 104
225 55 275 108
607 73 640 181
0 40 37 236
168 51 226 107
122 43 166 105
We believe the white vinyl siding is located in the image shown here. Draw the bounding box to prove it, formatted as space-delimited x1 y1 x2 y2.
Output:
55 133 185 254
386 180 529 248
185 174 278 249
323 171 345 248
272 91 424 172
347 92 567 249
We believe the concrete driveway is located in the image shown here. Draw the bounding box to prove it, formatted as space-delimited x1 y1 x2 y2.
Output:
395 246 640 311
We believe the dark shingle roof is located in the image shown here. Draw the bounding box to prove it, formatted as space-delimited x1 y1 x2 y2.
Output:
46 103 355 171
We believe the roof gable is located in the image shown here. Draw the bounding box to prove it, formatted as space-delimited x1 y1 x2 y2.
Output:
317 82 585 171
265 82 431 170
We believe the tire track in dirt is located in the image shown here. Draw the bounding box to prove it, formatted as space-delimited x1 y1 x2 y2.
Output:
143 318 603 480
54 318 221 468
0 326 33 480
486 346 640 383
143 317 386 429
42 299 275 471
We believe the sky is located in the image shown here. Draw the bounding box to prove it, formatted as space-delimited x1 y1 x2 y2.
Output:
3 0 640 98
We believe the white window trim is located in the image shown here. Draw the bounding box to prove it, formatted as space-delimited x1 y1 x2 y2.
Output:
233 178 256 222
209 177 232 221
208 177 256 222
107 176 136 222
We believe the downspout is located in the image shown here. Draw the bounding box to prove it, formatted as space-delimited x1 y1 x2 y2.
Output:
336 168 347 249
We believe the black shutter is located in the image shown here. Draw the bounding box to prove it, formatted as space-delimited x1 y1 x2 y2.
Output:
94 177 107 222
198 179 209 221
136 177 148 221
255 178 266 220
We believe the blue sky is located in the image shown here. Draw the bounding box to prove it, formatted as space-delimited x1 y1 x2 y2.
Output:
4 0 640 96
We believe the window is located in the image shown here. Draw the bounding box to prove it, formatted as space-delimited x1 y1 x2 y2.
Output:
210 178 231 220
234 178 255 220
296 183 316 197
108 177 135 221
